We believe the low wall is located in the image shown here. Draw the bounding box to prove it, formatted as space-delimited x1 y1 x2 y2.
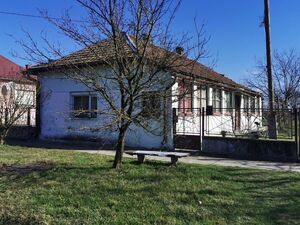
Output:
203 136 298 162
6 126 36 140
174 135 201 150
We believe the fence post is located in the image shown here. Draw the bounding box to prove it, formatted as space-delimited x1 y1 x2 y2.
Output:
172 108 177 150
294 108 299 159
199 108 201 151
27 108 31 126
201 107 205 151
298 109 300 159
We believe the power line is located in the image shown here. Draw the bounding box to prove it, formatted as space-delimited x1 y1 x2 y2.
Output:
0 10 88 23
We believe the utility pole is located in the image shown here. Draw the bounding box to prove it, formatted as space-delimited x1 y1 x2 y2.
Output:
264 0 277 139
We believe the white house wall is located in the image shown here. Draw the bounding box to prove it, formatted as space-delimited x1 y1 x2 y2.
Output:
39 69 173 149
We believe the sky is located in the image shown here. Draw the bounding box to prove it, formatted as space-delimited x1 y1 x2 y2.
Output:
0 0 299 83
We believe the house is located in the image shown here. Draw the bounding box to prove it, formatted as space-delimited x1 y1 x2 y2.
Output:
28 36 261 149
171 48 262 137
0 55 36 127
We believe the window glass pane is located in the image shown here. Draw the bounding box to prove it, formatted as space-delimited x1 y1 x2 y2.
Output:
225 91 233 112
91 96 97 118
212 88 221 113
243 95 249 112
74 96 89 110
73 95 89 118
15 90 34 106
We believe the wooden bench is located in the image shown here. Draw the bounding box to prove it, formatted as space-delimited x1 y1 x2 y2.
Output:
125 151 190 166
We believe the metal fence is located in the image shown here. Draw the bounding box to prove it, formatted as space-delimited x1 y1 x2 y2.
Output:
173 107 300 157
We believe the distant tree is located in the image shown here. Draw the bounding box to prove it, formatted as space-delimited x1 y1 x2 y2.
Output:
246 49 300 108
16 0 210 169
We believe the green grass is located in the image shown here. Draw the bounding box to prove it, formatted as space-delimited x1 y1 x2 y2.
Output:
0 145 300 225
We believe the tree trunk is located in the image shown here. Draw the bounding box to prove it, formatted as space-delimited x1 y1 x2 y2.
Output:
0 135 4 145
113 127 126 169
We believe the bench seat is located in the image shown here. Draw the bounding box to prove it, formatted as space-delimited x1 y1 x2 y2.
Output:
125 150 190 166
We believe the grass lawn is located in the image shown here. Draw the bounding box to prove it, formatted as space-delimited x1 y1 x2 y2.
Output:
0 145 300 225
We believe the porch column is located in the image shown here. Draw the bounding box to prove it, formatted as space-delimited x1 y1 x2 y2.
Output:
172 81 178 108
221 89 225 114
208 87 213 106
258 96 262 115
240 94 244 109
193 84 199 109
247 96 251 111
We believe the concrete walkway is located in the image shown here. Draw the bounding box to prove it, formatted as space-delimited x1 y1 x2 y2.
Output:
77 149 300 172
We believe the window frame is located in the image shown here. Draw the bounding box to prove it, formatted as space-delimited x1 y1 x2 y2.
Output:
243 95 249 113
212 88 222 114
71 92 98 119
14 88 35 107
224 91 233 113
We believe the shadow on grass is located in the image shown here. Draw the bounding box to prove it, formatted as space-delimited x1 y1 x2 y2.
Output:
0 159 299 224
0 213 45 225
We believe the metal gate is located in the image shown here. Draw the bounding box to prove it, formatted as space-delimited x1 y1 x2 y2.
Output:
173 107 205 150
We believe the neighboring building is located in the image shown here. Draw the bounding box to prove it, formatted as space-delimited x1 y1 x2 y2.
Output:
28 36 261 149
0 55 36 126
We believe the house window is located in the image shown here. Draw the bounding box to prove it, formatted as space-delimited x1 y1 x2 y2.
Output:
212 88 221 113
178 80 193 114
243 95 249 113
142 91 161 118
72 93 97 118
15 89 35 106
199 86 207 109
224 91 232 112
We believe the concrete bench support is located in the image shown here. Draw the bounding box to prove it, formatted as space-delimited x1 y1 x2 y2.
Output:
137 154 145 164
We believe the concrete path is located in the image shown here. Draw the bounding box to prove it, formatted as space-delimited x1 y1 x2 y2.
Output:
77 149 300 172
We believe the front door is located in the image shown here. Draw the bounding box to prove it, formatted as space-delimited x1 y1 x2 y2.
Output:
235 94 241 130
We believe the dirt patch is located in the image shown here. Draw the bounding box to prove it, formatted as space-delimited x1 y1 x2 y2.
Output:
0 161 57 174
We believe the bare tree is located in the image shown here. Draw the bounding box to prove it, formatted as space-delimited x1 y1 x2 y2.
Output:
17 0 210 169
0 78 36 144
246 49 300 108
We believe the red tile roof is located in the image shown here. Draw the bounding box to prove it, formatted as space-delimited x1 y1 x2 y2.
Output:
0 55 23 80
29 37 259 95
0 55 37 84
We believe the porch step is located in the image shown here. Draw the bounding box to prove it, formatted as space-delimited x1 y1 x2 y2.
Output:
174 149 199 156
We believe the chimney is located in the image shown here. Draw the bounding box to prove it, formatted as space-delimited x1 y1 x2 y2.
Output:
25 64 30 78
175 46 184 55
